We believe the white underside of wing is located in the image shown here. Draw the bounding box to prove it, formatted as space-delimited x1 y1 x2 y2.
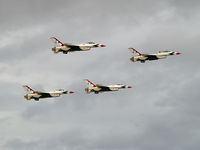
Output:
109 87 119 91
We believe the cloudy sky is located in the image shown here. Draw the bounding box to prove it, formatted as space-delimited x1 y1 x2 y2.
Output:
0 0 200 149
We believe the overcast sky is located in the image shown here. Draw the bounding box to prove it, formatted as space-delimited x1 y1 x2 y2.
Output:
0 0 200 150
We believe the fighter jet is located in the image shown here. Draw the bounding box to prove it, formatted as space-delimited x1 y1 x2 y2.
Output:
23 85 74 101
50 37 106 54
84 79 132 94
129 48 181 63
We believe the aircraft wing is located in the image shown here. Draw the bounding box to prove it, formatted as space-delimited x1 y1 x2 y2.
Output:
35 91 48 95
63 43 78 46
63 43 81 49
95 84 111 91
145 54 158 60
95 84 108 88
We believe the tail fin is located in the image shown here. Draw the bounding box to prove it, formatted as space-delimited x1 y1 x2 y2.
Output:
50 37 64 47
84 79 96 87
128 48 142 56
23 85 35 94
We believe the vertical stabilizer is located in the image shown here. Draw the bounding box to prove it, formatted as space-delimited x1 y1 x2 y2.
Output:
23 85 35 94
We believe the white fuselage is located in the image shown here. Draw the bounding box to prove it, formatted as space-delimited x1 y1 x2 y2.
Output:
85 84 131 94
62 43 95 51
131 51 180 62
52 43 105 54
24 90 67 101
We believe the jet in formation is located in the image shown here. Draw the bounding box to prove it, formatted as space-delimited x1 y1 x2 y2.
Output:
129 48 181 63
23 85 74 101
50 37 106 54
84 79 132 94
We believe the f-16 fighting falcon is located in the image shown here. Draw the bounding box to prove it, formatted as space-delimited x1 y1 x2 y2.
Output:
50 37 106 54
23 85 74 101
84 79 132 94
129 48 181 63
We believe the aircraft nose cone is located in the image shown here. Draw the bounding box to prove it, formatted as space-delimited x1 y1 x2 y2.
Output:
176 52 181 55
127 86 132 88
100 44 106 47
69 91 74 94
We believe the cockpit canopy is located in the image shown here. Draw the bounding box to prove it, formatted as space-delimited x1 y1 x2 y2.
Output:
87 42 95 44
58 89 64 91
159 50 171 53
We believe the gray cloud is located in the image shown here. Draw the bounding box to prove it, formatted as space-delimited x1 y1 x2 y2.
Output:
1 0 200 150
